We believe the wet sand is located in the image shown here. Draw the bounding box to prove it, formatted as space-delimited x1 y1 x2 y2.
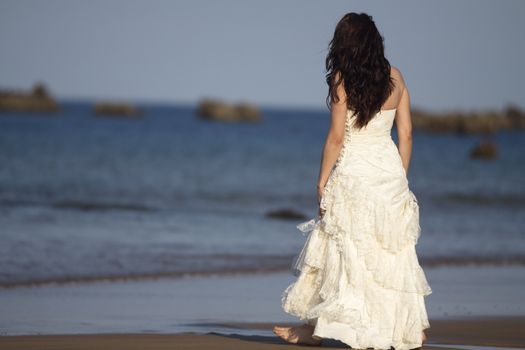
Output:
1 267 524 349
1 317 524 349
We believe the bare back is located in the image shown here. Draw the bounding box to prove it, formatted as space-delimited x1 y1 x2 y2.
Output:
381 66 407 111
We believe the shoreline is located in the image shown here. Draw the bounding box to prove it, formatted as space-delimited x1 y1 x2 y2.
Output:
1 317 524 349
1 266 525 336
2 259 525 290
1 266 524 349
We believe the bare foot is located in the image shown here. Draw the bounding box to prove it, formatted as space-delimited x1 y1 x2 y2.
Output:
273 324 322 346
422 330 427 344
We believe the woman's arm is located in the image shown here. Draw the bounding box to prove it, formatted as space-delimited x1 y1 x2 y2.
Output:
395 84 413 176
317 75 347 207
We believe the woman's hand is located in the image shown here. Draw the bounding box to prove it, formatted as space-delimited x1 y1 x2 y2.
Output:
318 206 326 218
317 184 326 218
317 185 324 205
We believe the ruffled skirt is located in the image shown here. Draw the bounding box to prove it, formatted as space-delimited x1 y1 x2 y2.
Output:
281 165 432 350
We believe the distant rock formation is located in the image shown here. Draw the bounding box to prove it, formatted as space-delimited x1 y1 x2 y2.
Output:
470 140 497 160
197 98 262 122
411 104 525 134
93 102 143 118
0 83 59 113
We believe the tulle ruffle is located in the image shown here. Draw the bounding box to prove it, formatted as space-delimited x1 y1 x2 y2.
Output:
281 168 432 350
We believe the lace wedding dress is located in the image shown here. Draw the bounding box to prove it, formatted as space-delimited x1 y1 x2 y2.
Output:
281 108 432 350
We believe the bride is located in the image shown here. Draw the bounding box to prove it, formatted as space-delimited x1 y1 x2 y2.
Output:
273 12 432 349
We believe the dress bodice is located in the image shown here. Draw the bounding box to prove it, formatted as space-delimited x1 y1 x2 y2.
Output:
333 108 398 170
347 108 397 139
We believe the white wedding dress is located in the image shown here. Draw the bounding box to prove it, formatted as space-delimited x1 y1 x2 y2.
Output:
281 108 432 350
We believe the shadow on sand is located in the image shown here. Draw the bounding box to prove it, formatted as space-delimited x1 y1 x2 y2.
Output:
208 331 355 348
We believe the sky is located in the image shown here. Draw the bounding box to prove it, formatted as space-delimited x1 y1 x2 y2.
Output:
0 0 524 111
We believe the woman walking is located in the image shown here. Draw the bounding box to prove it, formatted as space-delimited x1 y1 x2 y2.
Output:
273 12 432 349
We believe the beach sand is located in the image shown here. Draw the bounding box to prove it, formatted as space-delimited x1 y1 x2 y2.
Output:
1 317 525 349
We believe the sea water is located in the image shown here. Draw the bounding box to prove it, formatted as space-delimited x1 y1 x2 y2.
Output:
0 101 524 286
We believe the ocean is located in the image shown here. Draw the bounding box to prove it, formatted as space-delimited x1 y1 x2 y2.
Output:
0 101 524 287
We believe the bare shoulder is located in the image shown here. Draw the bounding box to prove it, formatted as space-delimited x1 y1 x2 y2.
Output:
390 66 407 91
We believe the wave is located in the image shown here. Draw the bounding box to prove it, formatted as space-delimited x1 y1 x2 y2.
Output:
3 190 525 213
0 266 290 290
2 254 524 289
0 198 156 212
52 200 155 212
419 255 525 267
433 193 525 206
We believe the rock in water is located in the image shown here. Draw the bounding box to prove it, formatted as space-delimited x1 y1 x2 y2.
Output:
197 98 262 122
0 82 59 113
266 208 307 220
470 140 497 159
93 102 143 118
411 105 525 134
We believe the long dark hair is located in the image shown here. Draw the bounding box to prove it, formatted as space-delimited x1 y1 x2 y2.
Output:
325 13 395 129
